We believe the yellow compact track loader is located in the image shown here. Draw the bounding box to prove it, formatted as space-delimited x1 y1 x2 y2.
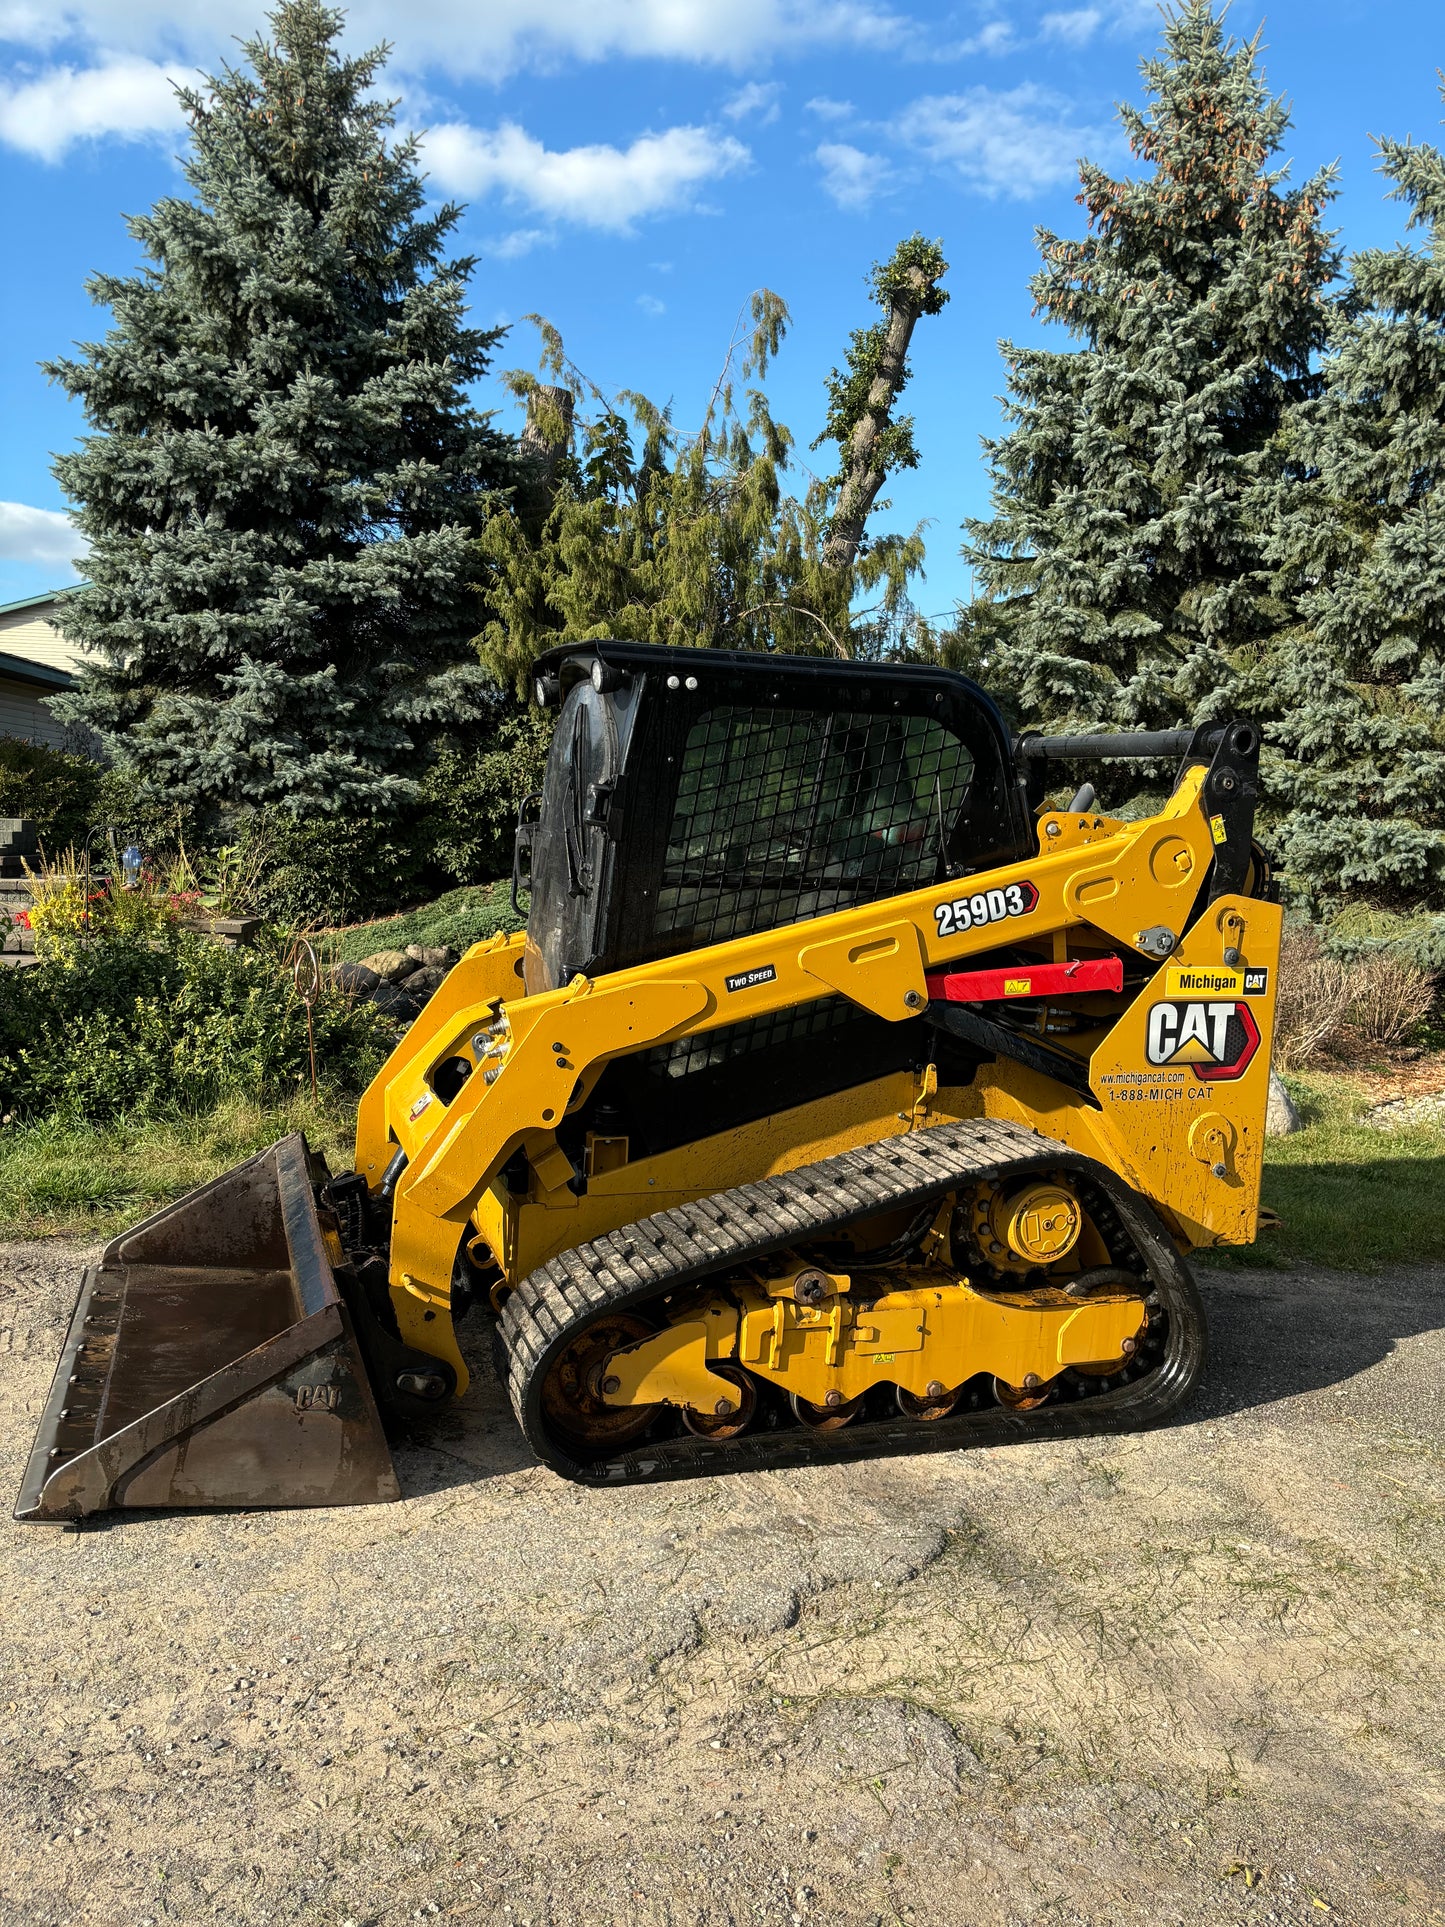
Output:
18 643 1281 1520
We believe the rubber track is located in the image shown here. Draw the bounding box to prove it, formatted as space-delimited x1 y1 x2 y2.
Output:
500 1116 1207 1485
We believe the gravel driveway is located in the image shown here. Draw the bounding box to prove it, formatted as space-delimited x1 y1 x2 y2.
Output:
2 1239 1442 1927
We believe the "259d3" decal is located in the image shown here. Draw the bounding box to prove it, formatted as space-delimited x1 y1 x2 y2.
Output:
934 879 1038 938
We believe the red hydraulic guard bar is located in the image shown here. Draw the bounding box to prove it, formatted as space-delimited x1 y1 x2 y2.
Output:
925 956 1124 1004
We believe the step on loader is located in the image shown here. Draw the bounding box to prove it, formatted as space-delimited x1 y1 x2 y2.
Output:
17 642 1280 1520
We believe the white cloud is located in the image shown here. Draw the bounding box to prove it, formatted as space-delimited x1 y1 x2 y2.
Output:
637 293 667 315
0 1 906 81
959 20 1015 54
805 95 854 121
0 52 187 161
902 85 1093 198
422 121 748 232
815 140 891 210
1041 8 1102 46
481 227 555 259
0 503 88 573
723 80 782 123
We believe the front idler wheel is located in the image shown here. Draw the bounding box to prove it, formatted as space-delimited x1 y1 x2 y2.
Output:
540 1312 661 1449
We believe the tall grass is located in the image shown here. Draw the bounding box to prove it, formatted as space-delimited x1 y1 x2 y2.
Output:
1207 1071 1445 1271
0 1094 357 1239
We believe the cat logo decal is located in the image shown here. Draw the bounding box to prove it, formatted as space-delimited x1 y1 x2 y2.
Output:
1144 1000 1260 1081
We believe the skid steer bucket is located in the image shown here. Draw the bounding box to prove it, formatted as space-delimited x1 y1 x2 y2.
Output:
15 1134 400 1522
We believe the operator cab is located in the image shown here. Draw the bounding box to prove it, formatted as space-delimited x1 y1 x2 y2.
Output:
519 641 1031 996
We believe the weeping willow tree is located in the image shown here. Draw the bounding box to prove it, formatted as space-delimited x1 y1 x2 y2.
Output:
476 236 948 693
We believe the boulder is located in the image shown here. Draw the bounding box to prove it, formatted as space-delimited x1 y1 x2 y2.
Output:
329 960 381 998
358 948 416 984
1266 1070 1302 1137
405 943 454 970
404 965 447 999
369 980 423 1021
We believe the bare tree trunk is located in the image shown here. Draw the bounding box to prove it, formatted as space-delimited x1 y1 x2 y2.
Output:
822 265 936 576
516 384 575 539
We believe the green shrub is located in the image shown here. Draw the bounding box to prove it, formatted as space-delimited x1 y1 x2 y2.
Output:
245 703 550 927
0 739 104 851
245 810 430 928
0 926 393 1124
1323 903 1445 975
419 708 551 883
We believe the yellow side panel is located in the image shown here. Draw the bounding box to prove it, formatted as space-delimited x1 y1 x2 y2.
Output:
473 1069 980 1282
353 931 527 1179
1095 895 1279 1246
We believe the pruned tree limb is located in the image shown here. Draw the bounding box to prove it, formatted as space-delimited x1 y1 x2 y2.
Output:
819 236 949 576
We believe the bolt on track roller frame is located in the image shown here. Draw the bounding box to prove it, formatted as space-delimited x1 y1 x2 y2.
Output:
15 1135 399 1521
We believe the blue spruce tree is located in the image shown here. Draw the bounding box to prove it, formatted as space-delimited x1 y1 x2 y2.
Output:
962 2 1338 738
48 0 512 818
1266 89 1445 910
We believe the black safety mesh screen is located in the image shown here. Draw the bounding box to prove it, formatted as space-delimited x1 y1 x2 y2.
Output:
643 994 859 1081
656 705 974 949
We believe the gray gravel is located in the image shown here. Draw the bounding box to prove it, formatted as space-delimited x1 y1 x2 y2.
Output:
1 1238 1442 1926
1367 1090 1445 1130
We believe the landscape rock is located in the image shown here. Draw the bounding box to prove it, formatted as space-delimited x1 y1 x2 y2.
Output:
358 948 416 983
403 965 447 999
405 943 454 970
369 980 423 1020
328 960 380 997
1266 1070 1302 1137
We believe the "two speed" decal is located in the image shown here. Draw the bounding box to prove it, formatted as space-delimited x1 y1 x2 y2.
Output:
933 879 1038 938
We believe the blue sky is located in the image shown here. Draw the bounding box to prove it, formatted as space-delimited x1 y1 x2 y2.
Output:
0 0 1441 618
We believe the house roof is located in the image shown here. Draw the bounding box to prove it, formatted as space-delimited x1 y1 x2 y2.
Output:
0 588 75 617
0 648 74 690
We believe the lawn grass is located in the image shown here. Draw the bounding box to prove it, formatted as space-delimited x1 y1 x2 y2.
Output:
0 1093 359 1240
321 880 522 964
3 1058 1440 1274
1205 1068 1445 1272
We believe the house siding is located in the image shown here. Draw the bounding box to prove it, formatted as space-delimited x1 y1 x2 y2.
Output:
0 602 83 676
0 676 70 750
0 592 98 756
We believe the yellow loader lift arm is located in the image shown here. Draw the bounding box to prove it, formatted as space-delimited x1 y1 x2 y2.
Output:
18 643 1279 1519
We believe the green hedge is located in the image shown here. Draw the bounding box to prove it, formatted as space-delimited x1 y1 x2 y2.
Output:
0 929 392 1124
246 707 551 927
0 739 104 851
